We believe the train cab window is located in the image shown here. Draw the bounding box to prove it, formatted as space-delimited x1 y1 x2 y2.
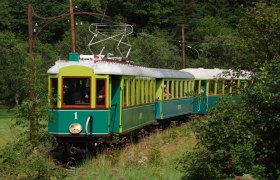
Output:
96 79 106 107
209 80 215 96
50 78 58 107
63 77 90 106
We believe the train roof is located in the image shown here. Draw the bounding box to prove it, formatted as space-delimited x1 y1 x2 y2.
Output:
152 68 194 79
180 68 252 79
47 60 195 79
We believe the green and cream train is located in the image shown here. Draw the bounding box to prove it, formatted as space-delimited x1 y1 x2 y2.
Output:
47 55 250 154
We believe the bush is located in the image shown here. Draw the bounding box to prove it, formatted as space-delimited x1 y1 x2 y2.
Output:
0 135 67 179
180 58 280 179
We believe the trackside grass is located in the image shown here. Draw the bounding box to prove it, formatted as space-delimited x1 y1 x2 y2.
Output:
0 105 18 147
69 122 196 180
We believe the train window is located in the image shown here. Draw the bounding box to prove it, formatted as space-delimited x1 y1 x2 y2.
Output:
194 80 200 95
174 81 177 99
145 80 149 103
131 80 135 105
209 80 215 96
232 80 239 95
136 80 139 104
182 81 186 97
185 80 190 96
169 81 173 99
96 79 106 107
217 80 223 95
123 79 127 107
142 80 145 103
140 80 143 104
181 81 184 97
178 81 181 98
152 80 155 102
224 80 231 94
127 80 131 106
240 80 247 89
151 80 153 102
148 80 153 103
163 81 168 100
146 80 150 103
190 80 194 92
63 77 90 107
50 78 58 107
200 80 206 96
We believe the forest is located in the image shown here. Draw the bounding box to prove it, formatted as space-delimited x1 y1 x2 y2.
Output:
0 0 280 179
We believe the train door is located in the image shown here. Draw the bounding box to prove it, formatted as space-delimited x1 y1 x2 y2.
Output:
110 76 121 133
199 80 208 113
193 80 208 114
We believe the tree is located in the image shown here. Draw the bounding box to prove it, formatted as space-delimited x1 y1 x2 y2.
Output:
238 2 280 70
105 0 177 31
0 0 12 30
130 32 181 69
181 57 280 179
0 31 28 106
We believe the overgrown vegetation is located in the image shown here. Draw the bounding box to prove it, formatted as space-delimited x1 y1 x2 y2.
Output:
69 123 196 180
180 58 280 179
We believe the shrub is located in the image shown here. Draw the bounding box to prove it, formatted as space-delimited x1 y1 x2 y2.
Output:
0 135 67 179
180 58 280 179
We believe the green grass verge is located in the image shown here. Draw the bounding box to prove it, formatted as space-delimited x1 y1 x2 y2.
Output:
68 122 196 180
0 105 20 147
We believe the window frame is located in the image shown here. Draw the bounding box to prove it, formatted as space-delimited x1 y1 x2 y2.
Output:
61 76 91 109
95 78 107 109
50 78 58 108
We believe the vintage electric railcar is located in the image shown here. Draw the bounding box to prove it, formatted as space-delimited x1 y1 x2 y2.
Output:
47 55 250 154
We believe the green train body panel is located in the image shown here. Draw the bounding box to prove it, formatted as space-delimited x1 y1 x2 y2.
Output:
193 95 240 114
48 109 109 135
156 98 193 119
193 97 207 114
110 76 121 133
122 104 155 132
207 96 221 111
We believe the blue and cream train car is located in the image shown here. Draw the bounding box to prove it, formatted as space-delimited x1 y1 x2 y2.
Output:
47 57 250 154
181 68 251 114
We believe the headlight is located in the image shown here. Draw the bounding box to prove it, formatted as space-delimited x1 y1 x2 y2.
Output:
69 123 82 134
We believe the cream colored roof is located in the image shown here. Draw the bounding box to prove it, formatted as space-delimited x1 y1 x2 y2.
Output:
180 68 252 79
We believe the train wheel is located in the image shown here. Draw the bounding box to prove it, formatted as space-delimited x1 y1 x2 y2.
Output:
66 157 76 169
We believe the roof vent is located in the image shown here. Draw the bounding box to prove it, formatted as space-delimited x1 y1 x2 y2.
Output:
69 52 79 61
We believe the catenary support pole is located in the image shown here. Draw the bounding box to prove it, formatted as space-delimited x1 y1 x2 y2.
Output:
28 0 37 144
69 0 76 53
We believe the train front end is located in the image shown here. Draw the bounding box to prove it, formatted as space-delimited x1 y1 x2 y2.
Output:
47 55 111 155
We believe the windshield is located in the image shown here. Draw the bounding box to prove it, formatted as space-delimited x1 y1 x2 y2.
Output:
63 77 90 106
